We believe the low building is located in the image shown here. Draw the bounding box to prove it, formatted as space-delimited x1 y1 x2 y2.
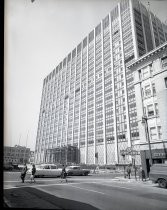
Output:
4 145 30 165
45 145 79 165
128 42 167 176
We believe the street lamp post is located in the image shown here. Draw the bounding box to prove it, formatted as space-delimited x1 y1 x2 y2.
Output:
66 146 68 166
120 151 126 178
122 154 126 178
142 115 153 166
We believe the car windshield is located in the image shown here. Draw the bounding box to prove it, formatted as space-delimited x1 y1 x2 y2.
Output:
50 166 57 169
36 165 58 169
66 166 80 169
36 165 44 169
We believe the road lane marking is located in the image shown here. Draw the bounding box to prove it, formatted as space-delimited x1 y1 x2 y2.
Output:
3 178 144 191
4 179 61 183
90 182 132 190
3 178 120 183
4 183 63 190
68 182 132 191
4 181 100 189
66 185 107 195
3 178 119 185
3 180 115 189
4 180 132 193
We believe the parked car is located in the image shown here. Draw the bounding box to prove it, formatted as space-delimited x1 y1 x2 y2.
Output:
27 164 62 178
3 163 14 171
66 166 90 176
149 164 167 188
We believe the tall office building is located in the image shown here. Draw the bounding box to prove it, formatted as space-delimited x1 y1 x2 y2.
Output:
35 0 167 165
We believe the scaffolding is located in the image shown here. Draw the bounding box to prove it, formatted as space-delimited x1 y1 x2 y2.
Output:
44 146 79 165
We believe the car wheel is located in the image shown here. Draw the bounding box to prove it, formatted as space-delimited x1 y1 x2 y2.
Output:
158 179 167 188
84 172 88 176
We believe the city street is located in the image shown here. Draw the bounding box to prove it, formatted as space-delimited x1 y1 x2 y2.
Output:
3 172 167 210
4 1 167 209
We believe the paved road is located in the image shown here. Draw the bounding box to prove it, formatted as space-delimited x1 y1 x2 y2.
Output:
3 172 167 210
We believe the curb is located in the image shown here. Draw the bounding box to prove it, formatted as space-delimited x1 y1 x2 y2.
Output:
3 197 12 208
114 177 154 185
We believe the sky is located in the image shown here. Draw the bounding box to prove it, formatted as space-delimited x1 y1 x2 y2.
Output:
4 0 167 151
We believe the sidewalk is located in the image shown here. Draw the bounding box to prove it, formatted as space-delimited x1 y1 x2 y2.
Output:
114 175 155 186
4 187 61 209
3 186 99 210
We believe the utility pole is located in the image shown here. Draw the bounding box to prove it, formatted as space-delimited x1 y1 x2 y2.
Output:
142 116 153 166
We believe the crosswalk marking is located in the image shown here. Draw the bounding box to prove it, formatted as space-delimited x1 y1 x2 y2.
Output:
3 179 131 190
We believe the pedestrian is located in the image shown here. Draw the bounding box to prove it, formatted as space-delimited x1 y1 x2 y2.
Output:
134 166 138 180
141 169 146 181
20 163 27 183
30 164 36 183
61 164 67 183
126 165 131 179
138 167 142 180
138 167 146 181
95 165 99 174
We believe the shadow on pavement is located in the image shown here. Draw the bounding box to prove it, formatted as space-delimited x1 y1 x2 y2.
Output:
152 185 167 190
4 187 100 210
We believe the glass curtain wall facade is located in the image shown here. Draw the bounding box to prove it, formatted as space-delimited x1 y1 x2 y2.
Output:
35 0 167 165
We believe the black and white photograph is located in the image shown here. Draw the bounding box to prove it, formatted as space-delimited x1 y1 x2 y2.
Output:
4 0 167 209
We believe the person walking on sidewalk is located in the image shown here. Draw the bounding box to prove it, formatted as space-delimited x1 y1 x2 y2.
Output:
138 167 142 180
60 165 67 183
20 163 28 183
139 167 146 181
126 165 131 179
30 164 36 183
141 168 146 181
134 165 138 180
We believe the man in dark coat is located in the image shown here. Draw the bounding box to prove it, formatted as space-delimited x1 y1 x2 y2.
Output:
21 163 27 183
126 165 131 179
30 164 36 183
61 164 67 183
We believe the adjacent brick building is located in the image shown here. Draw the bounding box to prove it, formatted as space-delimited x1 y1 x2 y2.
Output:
128 42 167 175
4 145 30 165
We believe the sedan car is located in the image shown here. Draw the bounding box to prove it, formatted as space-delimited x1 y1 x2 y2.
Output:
66 166 90 176
27 164 62 178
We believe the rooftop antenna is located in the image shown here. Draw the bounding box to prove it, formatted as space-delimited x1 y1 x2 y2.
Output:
18 134 21 146
26 130 29 148
147 1 150 10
